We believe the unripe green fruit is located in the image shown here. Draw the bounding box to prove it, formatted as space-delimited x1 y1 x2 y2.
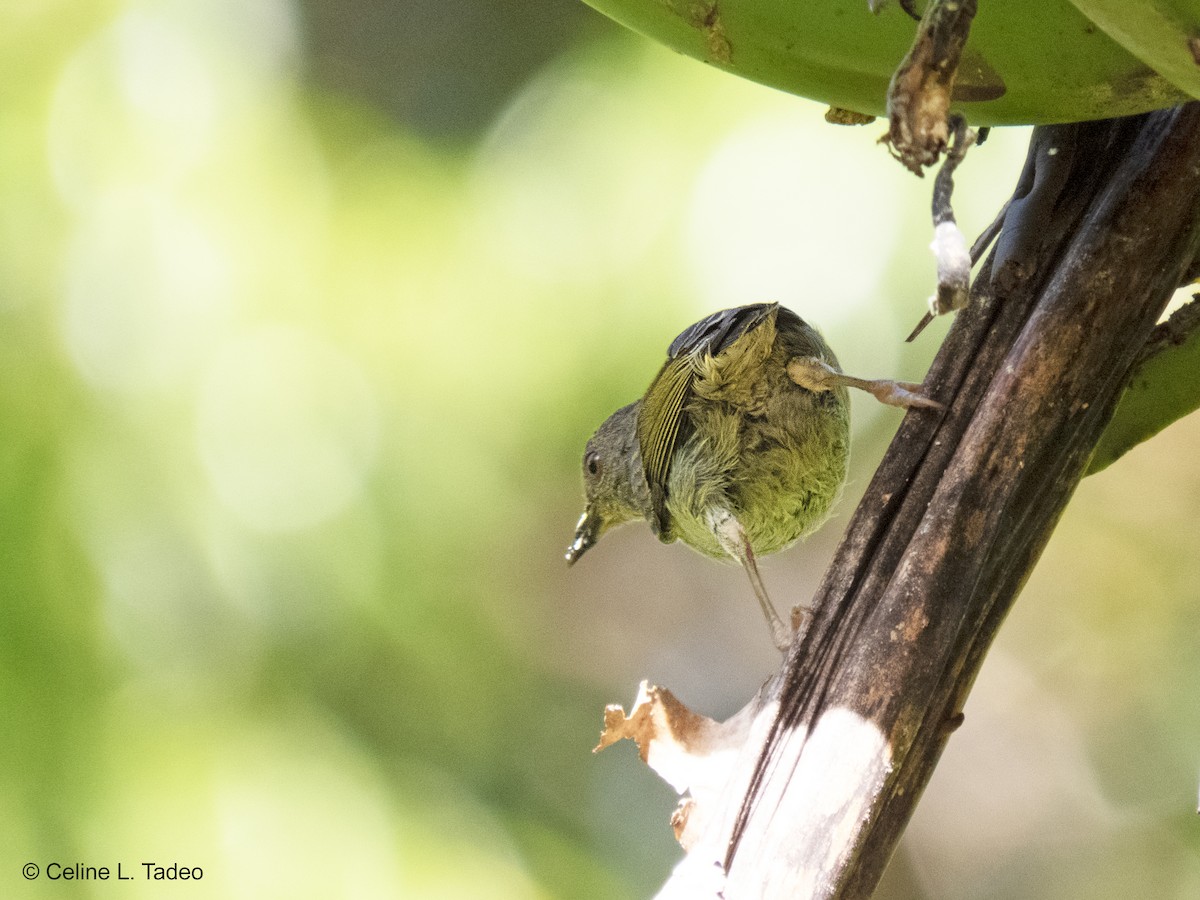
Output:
582 0 1194 125
1069 0 1200 102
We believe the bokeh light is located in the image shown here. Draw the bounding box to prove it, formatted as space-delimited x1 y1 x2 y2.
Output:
197 325 379 533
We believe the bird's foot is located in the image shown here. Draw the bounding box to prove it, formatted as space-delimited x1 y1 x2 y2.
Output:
789 604 812 644
769 619 794 654
862 378 943 410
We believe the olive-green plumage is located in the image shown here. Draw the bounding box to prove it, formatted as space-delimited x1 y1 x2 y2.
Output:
567 302 849 571
568 302 941 649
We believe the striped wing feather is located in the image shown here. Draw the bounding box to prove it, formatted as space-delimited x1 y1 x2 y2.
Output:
638 303 778 536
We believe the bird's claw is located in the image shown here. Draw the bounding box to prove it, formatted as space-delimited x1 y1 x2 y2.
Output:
770 619 794 653
868 380 944 410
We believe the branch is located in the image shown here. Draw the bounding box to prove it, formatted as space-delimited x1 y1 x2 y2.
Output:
653 104 1200 897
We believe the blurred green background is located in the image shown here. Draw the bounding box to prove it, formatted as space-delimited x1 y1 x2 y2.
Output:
2 1 1199 897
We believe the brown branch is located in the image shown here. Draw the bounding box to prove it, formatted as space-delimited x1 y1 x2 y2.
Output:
659 105 1200 897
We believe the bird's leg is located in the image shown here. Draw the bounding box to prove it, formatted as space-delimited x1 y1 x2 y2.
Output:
786 356 943 410
707 507 795 652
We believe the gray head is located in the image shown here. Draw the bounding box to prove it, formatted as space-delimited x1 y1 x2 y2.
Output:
565 401 650 564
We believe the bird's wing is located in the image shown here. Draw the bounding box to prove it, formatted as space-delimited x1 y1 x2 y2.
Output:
637 357 694 536
638 304 778 535
667 303 778 360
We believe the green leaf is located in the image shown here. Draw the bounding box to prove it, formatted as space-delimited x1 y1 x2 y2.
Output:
1088 297 1200 474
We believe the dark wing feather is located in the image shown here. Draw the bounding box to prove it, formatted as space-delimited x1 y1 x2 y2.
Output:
666 302 777 360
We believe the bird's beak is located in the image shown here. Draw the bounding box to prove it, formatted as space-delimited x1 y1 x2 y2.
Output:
565 508 601 565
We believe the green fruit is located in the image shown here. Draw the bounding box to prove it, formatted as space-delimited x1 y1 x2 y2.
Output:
582 0 1189 125
1068 0 1200 101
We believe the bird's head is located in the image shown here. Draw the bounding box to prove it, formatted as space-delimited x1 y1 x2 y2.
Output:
565 402 648 565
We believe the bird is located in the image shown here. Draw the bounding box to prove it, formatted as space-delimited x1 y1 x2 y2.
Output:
566 302 938 650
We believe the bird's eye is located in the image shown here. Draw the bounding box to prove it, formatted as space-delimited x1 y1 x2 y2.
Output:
585 452 601 477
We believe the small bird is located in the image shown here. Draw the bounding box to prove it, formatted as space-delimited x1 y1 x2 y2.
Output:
566 303 938 650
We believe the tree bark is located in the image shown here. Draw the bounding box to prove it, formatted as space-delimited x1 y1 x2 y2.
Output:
679 104 1200 897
